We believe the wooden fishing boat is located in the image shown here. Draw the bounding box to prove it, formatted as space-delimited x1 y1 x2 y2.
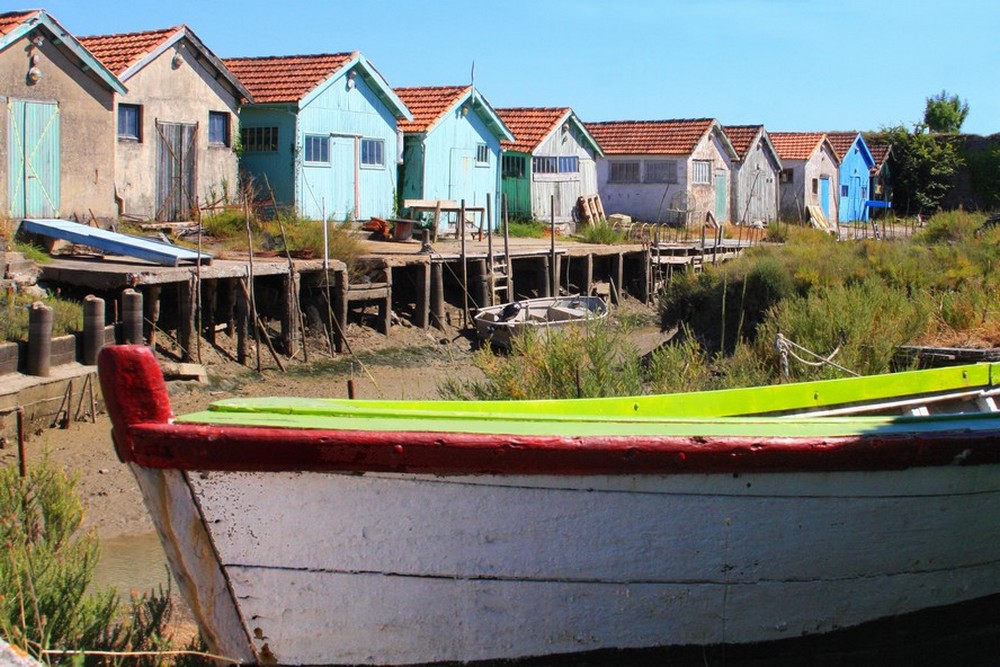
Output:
98 345 1000 666
473 294 608 347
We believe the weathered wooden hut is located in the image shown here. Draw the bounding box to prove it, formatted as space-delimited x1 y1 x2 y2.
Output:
585 118 738 225
395 85 513 232
80 26 251 222
723 124 782 225
868 142 893 214
494 107 602 227
0 10 125 222
769 132 840 225
826 131 876 223
223 52 412 222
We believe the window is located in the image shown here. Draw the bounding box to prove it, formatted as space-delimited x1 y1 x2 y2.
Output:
502 154 526 178
691 160 712 185
241 127 278 152
644 160 677 184
361 138 384 167
208 111 230 146
841 185 849 197
779 168 794 183
812 178 819 194
609 161 640 183
533 156 558 174
304 134 330 163
476 143 490 166
118 104 141 141
557 156 579 173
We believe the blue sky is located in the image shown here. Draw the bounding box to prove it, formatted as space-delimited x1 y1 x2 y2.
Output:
38 0 999 135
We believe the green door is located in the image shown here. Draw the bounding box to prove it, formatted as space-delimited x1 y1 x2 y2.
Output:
8 99 60 218
714 171 727 222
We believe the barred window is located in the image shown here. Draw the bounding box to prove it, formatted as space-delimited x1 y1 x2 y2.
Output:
645 160 677 184
691 160 712 185
241 126 278 152
609 161 640 183
476 143 490 165
533 156 558 174
502 154 526 178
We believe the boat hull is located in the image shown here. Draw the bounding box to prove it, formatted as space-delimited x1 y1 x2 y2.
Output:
135 462 1000 666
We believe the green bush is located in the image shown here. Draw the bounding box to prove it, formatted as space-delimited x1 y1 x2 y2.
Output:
0 458 191 665
1 292 83 342
574 222 625 245
505 219 546 238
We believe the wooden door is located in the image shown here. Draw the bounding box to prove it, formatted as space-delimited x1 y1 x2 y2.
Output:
155 122 198 221
8 99 60 218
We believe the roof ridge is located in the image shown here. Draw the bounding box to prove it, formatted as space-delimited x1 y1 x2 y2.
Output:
78 24 183 40
224 51 356 62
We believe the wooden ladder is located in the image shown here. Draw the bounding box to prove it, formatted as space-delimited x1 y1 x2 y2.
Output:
489 254 511 305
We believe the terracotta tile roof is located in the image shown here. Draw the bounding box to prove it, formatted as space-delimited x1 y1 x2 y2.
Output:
723 125 763 159
394 86 470 133
78 27 181 75
223 52 356 103
769 132 828 161
825 131 860 161
495 107 570 153
585 118 714 155
0 10 38 37
869 142 891 173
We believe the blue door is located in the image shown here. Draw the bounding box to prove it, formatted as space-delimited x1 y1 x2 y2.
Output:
820 177 831 219
8 99 60 218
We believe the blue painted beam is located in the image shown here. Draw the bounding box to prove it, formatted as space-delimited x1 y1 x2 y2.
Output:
866 200 892 209
21 219 211 267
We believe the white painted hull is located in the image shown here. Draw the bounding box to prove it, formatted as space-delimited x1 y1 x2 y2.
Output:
134 463 1000 666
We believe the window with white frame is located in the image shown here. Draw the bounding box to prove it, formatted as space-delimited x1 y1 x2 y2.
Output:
241 127 278 152
558 156 579 173
361 138 384 167
644 160 677 184
609 161 640 183
691 160 712 184
118 104 141 141
533 156 558 174
304 135 330 163
476 143 490 166
208 111 230 146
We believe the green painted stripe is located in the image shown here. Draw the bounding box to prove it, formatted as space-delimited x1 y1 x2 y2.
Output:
204 363 998 421
176 408 1000 439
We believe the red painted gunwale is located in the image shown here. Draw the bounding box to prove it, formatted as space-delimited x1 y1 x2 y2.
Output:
98 346 1000 476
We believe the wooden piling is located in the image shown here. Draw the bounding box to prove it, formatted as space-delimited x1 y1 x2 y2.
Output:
204 279 218 346
27 302 52 377
122 288 143 345
430 262 445 330
145 285 160 349
82 295 105 365
417 261 431 329
235 281 248 365
334 269 348 354
178 278 194 362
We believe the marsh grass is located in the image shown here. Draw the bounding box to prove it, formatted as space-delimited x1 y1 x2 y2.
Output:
1 292 83 342
574 221 625 245
505 219 546 238
0 458 198 665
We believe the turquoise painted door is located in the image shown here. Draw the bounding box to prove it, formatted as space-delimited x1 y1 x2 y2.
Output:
820 177 831 219
8 99 60 218
714 171 727 222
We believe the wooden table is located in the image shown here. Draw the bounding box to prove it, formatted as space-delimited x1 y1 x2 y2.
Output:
403 199 488 241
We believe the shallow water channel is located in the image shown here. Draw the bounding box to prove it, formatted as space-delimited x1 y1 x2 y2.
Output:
92 531 172 596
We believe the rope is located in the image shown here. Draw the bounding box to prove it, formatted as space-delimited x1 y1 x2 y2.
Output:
775 333 859 378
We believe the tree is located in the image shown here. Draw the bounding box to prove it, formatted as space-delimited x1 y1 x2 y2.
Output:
867 125 963 214
923 90 969 134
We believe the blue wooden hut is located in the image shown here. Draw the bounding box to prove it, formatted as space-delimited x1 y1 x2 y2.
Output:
827 132 876 223
394 86 514 232
223 52 412 222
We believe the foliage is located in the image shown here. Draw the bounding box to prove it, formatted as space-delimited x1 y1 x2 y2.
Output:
923 90 969 134
12 241 52 265
574 222 625 245
0 458 192 666
958 138 1000 210
504 219 546 238
1 291 83 342
866 125 963 214
659 210 1000 380
440 321 646 400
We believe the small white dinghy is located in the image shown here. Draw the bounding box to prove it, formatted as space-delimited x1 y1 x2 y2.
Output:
473 294 609 347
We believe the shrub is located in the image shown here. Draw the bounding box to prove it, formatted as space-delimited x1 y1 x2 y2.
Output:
505 219 546 238
575 222 625 245
0 458 189 665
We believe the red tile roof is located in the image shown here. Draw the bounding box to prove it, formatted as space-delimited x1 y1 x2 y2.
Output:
585 118 714 155
79 27 181 75
869 142 891 173
223 52 356 103
769 132 828 161
495 107 570 153
0 10 38 37
394 86 470 133
723 125 763 159
825 131 860 161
